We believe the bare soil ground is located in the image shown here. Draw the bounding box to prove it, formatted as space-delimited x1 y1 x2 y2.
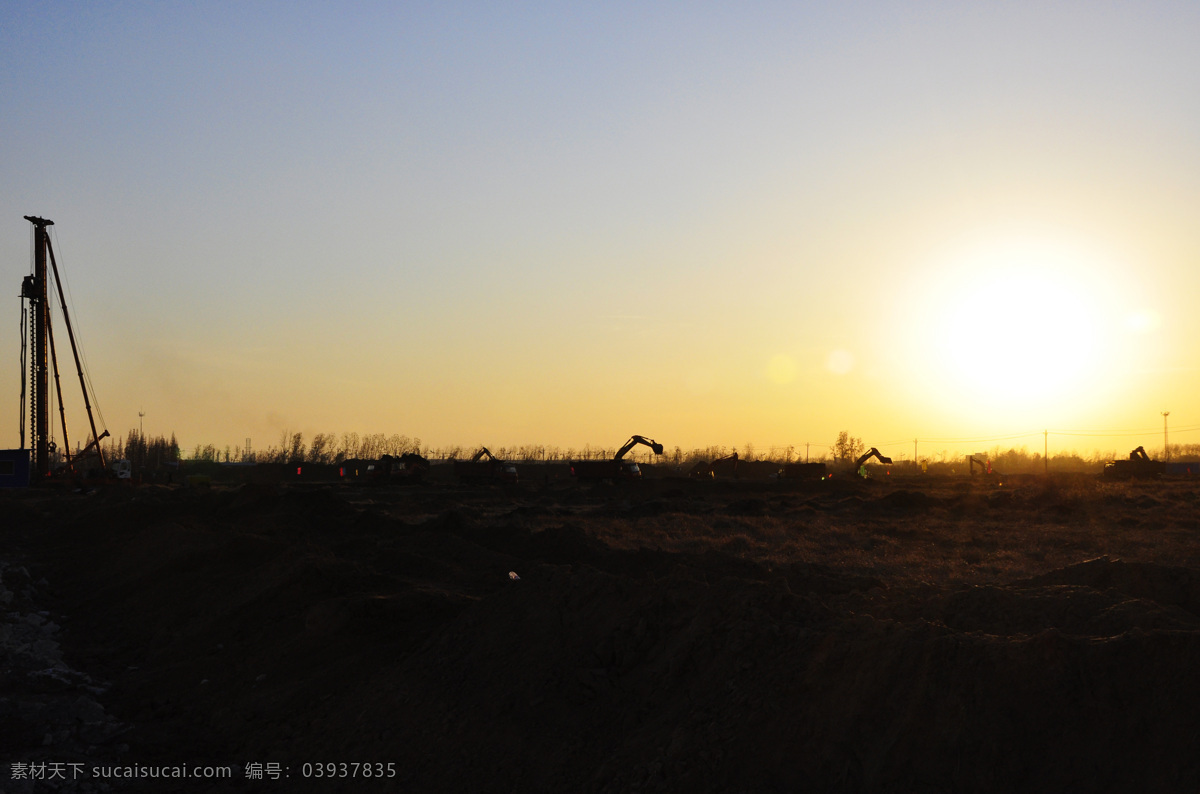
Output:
3 472 1200 793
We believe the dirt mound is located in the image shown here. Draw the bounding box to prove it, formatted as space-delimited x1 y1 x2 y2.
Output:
1023 556 1200 619
6 481 1200 793
871 489 937 512
722 498 770 516
459 522 614 568
931 583 1200 637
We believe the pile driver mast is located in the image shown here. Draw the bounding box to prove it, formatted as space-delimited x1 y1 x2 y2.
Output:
20 215 108 480
23 216 52 478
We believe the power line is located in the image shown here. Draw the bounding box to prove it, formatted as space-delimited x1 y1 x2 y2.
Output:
1050 426 1200 438
822 425 1200 455
914 431 1043 444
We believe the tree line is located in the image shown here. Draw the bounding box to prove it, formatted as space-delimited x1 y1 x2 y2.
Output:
103 430 181 469
104 427 1200 472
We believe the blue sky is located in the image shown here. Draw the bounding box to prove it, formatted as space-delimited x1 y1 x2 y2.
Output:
3 2 1198 458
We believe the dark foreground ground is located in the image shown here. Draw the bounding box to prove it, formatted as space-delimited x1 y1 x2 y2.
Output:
3 473 1199 793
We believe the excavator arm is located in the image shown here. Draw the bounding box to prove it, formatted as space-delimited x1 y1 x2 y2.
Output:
470 447 496 462
615 435 664 460
65 429 110 471
853 447 892 469
689 451 738 479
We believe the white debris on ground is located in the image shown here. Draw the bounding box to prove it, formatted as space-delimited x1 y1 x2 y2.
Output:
0 561 123 794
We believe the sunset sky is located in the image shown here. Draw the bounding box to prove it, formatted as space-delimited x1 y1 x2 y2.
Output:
3 2 1198 461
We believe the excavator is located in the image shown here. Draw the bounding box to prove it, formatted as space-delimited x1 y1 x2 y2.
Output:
571 435 664 481
689 451 739 479
969 454 993 476
853 447 892 478
454 447 518 484
1103 446 1163 480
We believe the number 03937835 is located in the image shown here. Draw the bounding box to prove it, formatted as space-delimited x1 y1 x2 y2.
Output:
301 762 396 778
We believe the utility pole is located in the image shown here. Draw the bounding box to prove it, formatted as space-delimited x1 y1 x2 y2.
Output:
1044 430 1048 475
139 408 145 438
913 438 918 466
1162 411 1170 464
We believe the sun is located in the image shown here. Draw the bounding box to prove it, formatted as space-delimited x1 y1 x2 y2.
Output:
901 236 1123 419
939 265 1098 400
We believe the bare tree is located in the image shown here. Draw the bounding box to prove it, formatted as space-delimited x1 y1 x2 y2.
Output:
287 432 306 464
308 433 332 464
831 431 865 463
339 432 360 461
